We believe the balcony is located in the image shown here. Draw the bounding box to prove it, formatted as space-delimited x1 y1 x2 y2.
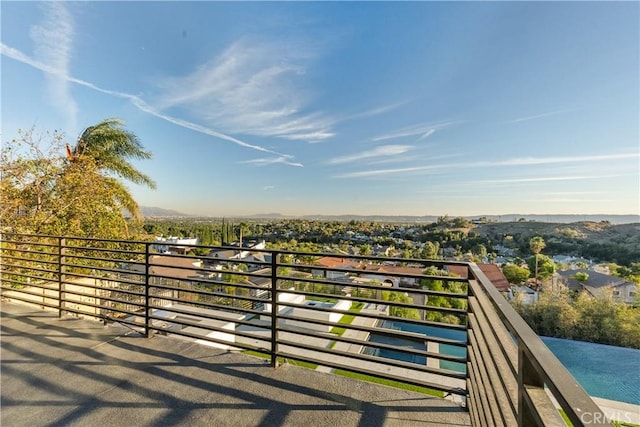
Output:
0 234 612 426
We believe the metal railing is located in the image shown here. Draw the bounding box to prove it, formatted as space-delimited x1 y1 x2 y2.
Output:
0 233 611 426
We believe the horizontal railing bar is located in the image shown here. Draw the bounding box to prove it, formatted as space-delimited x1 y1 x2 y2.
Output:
279 264 469 285
63 235 149 245
146 314 272 343
275 335 466 380
275 323 468 364
0 238 60 248
0 257 59 269
147 304 269 329
0 276 56 290
280 268 467 291
164 275 272 292
60 278 145 298
148 282 268 304
63 269 139 284
0 251 52 260
64 245 145 256
59 288 145 308
273 249 470 270
63 253 131 266
0 270 57 283
273 288 468 317
274 312 467 348
147 290 267 312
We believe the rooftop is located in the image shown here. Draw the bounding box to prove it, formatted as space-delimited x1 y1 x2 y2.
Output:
1 301 471 427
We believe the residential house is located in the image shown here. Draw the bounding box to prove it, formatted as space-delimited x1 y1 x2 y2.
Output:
153 237 199 254
510 285 539 305
312 257 361 280
204 240 267 269
557 269 637 304
359 264 425 288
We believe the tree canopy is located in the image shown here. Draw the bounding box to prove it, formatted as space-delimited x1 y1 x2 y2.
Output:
513 283 640 348
1 121 155 239
501 263 530 285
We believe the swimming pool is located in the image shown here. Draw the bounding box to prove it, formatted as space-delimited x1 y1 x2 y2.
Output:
363 319 467 373
541 336 640 405
364 321 640 405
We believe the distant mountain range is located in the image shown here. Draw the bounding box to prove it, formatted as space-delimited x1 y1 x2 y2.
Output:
140 206 192 217
140 207 639 225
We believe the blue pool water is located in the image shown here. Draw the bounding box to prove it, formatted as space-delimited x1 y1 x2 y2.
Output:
541 336 640 405
365 321 640 405
363 320 467 373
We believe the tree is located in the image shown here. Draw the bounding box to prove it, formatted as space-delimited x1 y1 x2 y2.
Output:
573 272 589 283
420 266 467 324
382 290 420 320
67 118 156 221
501 264 530 285
420 241 439 259
359 244 372 256
529 236 546 281
471 244 487 260
527 254 555 282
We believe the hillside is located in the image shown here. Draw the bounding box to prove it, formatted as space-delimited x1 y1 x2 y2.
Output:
474 221 640 263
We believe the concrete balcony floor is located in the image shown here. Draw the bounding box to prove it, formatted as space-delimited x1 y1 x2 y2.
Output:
1 301 471 427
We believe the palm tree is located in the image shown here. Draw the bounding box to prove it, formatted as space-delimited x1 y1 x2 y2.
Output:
65 118 156 221
529 236 546 282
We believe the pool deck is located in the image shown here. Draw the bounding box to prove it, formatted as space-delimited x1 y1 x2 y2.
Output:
591 397 640 425
1 300 472 427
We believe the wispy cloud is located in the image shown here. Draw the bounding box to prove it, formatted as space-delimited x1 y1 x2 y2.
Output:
327 145 413 165
239 156 304 167
502 108 577 124
528 198 618 203
29 3 77 132
495 152 639 166
155 38 334 143
263 185 275 191
339 101 409 122
371 121 455 142
474 174 633 184
335 165 440 179
1 42 299 161
544 191 607 196
333 152 639 179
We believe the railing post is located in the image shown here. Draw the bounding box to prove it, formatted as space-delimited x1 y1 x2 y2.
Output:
270 252 279 368
58 237 66 317
518 342 544 426
144 243 152 338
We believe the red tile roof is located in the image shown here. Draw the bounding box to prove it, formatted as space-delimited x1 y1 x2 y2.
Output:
477 264 511 291
445 264 511 291
314 257 361 269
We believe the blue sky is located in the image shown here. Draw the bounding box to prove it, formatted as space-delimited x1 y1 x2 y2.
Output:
2 1 638 217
